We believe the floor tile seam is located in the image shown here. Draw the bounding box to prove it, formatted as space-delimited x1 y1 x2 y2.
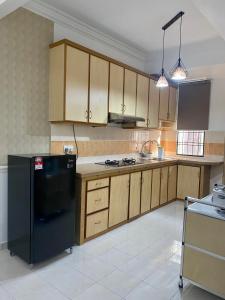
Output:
97 277 144 299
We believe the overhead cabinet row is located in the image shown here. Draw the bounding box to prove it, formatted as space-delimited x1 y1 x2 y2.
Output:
49 41 177 127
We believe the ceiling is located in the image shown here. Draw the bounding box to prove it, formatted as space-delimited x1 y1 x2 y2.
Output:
41 0 219 53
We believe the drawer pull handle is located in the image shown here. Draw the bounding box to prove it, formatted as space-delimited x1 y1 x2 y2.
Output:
95 198 101 202
94 221 101 225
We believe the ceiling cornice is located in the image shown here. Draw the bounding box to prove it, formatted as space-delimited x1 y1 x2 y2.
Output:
0 0 29 19
24 0 147 62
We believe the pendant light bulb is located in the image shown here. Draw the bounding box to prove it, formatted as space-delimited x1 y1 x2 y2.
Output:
156 30 168 88
170 14 188 81
171 66 187 80
156 70 169 88
171 59 187 81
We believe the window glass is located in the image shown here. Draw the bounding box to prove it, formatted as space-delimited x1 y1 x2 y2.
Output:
177 131 205 156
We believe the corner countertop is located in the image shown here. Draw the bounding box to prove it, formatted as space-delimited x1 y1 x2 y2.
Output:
188 195 225 222
76 154 224 179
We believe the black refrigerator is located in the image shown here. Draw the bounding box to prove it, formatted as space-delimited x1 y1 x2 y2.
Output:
8 154 76 264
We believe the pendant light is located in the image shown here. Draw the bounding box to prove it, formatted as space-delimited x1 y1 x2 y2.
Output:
156 30 169 88
170 14 188 81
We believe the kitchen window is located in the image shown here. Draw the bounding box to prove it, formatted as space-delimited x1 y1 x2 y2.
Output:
177 130 205 157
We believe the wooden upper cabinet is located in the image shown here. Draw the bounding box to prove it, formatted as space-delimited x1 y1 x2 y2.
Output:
109 63 124 114
65 46 89 122
148 79 160 128
49 44 65 121
159 86 169 121
168 87 177 122
136 74 149 127
109 174 130 227
89 56 109 124
124 69 137 116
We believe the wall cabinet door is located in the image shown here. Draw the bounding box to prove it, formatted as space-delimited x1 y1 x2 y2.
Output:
109 63 124 114
148 79 160 128
136 74 149 127
89 55 109 124
65 46 89 122
177 165 200 199
141 170 152 214
168 165 177 201
129 172 141 219
168 87 177 122
151 168 161 209
159 87 169 121
109 174 129 227
124 69 137 116
160 167 168 205
49 44 66 121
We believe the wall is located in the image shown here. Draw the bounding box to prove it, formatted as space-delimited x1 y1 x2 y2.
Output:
0 7 53 165
0 168 7 248
0 7 53 247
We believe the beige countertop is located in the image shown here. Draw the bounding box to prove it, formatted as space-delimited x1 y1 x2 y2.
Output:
76 155 224 179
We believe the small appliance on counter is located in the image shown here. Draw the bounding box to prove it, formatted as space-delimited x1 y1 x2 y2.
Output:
212 184 225 209
8 154 76 265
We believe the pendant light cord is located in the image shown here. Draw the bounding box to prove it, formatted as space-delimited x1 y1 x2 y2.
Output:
178 15 183 60
161 29 166 72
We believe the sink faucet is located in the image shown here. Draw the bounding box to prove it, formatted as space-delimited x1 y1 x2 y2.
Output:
140 140 160 157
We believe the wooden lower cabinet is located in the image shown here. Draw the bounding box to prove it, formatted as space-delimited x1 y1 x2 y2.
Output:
109 174 130 227
160 167 168 205
129 172 141 219
177 165 200 199
141 170 152 214
86 187 109 214
86 209 108 238
78 162 211 244
168 165 177 201
151 168 161 209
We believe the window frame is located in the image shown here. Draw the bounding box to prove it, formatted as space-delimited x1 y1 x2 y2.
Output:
176 130 205 157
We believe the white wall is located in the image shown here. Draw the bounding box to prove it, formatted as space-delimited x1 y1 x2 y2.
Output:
0 167 7 248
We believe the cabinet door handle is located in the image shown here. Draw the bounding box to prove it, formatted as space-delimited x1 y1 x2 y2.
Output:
89 110 92 119
123 104 126 112
94 221 101 225
121 103 124 113
95 198 101 202
85 110 88 120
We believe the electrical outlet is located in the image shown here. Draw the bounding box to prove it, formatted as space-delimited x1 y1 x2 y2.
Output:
64 145 74 154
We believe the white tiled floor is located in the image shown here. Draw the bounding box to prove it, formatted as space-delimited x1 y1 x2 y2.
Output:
0 201 223 300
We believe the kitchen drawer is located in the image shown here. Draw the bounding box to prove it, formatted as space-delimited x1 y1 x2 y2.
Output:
86 209 108 238
183 246 225 298
86 187 109 214
87 177 109 191
185 211 225 257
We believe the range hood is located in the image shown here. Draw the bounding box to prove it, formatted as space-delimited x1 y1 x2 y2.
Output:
108 112 145 124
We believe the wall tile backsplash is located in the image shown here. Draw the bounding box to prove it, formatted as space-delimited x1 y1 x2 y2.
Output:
50 124 161 157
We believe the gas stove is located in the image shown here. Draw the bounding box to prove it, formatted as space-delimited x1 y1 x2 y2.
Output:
96 158 142 168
